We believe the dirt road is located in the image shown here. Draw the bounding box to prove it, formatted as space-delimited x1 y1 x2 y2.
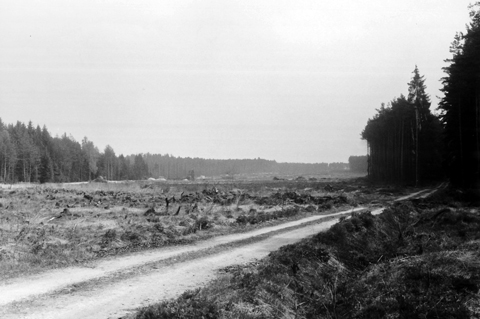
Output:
0 186 436 319
0 206 377 319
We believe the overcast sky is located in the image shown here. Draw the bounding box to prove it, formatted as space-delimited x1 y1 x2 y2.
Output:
0 0 474 163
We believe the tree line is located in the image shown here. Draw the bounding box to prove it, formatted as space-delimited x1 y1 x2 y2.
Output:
0 119 349 183
362 66 443 184
144 154 348 180
362 3 480 189
438 3 480 188
0 119 150 183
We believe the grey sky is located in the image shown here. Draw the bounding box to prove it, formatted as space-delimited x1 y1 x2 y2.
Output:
0 0 473 163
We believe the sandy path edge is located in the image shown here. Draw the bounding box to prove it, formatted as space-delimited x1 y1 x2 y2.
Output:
0 187 435 319
2 208 387 319
0 207 368 307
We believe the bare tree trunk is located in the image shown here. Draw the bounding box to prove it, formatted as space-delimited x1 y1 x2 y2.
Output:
415 105 419 187
459 98 464 187
476 83 480 176
367 143 370 179
400 119 405 184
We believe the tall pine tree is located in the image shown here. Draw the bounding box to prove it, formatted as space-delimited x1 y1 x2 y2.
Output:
362 67 443 184
439 3 480 188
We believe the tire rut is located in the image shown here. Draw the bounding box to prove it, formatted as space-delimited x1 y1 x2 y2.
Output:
0 187 439 319
0 207 368 319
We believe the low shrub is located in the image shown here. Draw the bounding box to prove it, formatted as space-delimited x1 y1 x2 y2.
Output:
133 201 480 319
195 216 213 230
135 289 219 319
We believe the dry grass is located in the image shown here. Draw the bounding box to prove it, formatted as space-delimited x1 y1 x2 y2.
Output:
132 188 480 319
0 178 370 280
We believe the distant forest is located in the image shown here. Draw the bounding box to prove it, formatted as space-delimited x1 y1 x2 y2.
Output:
348 155 368 173
362 3 480 189
0 119 350 183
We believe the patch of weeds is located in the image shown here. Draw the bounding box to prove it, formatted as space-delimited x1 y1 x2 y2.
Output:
135 288 219 319
121 231 143 243
195 216 213 231
131 197 480 319
100 229 117 247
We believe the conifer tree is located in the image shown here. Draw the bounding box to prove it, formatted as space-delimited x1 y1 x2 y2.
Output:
82 137 100 180
362 67 442 184
439 3 480 188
